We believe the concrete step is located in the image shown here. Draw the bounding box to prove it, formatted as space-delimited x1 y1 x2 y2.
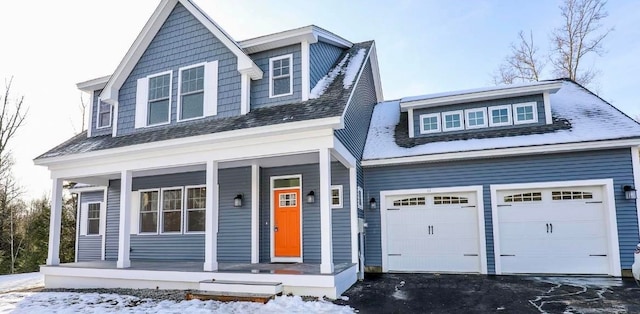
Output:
186 291 276 304
198 280 283 295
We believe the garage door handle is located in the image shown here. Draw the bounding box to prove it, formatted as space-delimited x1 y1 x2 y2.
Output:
464 254 478 256
497 205 512 207
500 254 515 257
585 201 603 204
461 205 476 208
388 254 402 256
589 254 607 257
387 208 400 211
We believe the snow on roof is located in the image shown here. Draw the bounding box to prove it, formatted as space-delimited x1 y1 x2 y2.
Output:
400 80 560 103
363 81 640 160
309 48 366 99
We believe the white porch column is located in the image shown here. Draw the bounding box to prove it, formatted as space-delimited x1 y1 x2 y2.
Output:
117 170 132 268
204 160 219 271
46 178 64 265
251 164 260 263
319 148 334 273
349 166 359 266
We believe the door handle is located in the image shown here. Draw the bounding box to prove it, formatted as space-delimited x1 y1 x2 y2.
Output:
274 226 278 232
550 223 553 233
546 223 549 233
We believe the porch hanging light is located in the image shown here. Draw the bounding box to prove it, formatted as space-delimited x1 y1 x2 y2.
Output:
624 185 637 200
369 197 377 210
234 194 243 207
307 191 315 203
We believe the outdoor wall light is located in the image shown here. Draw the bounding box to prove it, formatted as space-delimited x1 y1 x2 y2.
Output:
234 194 243 207
307 191 315 203
623 185 637 200
369 197 377 210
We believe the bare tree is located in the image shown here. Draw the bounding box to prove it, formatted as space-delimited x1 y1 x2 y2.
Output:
493 31 545 84
0 77 28 179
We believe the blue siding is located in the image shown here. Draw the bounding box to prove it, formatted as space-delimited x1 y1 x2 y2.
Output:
363 149 639 273
310 42 344 89
259 162 352 264
77 191 104 262
249 44 302 109
217 167 252 262
91 90 112 137
412 94 546 138
116 2 241 136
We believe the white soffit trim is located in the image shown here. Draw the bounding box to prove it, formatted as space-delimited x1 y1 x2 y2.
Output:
100 0 262 104
400 82 563 111
35 116 342 166
239 25 352 54
367 43 384 102
362 139 640 167
77 75 111 92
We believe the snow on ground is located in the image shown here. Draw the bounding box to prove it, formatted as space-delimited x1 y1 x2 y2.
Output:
363 81 640 160
309 48 367 99
0 272 43 293
0 272 353 313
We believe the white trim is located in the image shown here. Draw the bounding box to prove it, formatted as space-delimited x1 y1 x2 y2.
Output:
331 185 343 208
47 178 63 266
362 139 640 167
332 137 357 168
203 160 219 271
319 148 334 273
177 62 207 122
268 54 294 98
240 73 250 115
400 81 563 110
441 110 464 132
100 0 262 104
379 185 487 274
490 179 621 276
543 92 553 125
117 170 132 268
512 102 538 125
95 97 112 129
138 188 160 235
464 108 488 129
74 192 81 262
270 174 303 263
101 189 108 260
68 186 107 194
632 147 640 237
87 92 93 137
367 43 384 102
301 41 310 101
419 113 441 134
77 75 110 92
408 109 415 138
238 25 352 54
111 101 119 137
349 167 358 267
145 70 173 127
251 164 260 263
488 105 512 127
357 186 363 210
183 185 206 234
159 186 184 234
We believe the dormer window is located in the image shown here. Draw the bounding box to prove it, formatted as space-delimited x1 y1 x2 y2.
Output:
147 72 172 126
442 110 464 132
419 113 441 134
178 64 205 121
513 102 538 124
465 108 487 129
488 105 512 127
269 54 293 98
96 98 112 129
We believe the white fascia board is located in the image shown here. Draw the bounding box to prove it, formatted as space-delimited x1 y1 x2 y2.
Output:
239 25 352 54
362 139 640 167
77 75 111 92
68 186 107 194
367 43 384 102
35 116 342 167
399 82 563 111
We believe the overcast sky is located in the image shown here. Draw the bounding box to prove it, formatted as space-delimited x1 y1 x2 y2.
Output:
0 0 638 201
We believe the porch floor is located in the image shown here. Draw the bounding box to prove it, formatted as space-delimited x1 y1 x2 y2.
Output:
53 260 355 275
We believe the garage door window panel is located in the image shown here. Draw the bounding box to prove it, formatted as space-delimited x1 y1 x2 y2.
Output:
552 191 593 200
503 192 542 203
392 196 426 207
434 195 469 205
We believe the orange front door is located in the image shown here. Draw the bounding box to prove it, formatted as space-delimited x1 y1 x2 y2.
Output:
274 188 301 257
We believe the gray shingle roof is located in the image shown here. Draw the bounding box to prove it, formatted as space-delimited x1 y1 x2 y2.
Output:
36 41 373 160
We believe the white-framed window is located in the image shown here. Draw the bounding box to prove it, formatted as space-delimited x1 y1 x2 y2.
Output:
551 191 594 201
161 187 183 233
331 185 343 208
513 102 538 124
178 63 205 121
504 192 542 202
357 186 364 210
419 113 441 134
393 196 426 207
87 202 101 235
185 186 206 233
269 54 293 98
464 108 487 129
139 189 160 234
434 195 469 205
147 72 172 126
488 105 512 127
442 110 464 132
96 98 112 129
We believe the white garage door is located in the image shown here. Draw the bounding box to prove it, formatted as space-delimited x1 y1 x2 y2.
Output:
496 186 610 274
385 191 481 273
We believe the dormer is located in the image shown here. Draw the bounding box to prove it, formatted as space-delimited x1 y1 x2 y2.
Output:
400 81 564 138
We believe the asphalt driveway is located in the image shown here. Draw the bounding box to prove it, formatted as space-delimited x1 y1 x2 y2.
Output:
335 273 640 313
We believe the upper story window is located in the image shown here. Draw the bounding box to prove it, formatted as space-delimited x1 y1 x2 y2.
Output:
465 108 487 129
147 72 172 126
96 98 112 129
488 105 512 127
269 54 293 98
513 102 538 124
442 110 464 132
419 113 441 134
179 64 205 121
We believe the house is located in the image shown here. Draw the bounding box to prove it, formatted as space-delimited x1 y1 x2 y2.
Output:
34 0 640 299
